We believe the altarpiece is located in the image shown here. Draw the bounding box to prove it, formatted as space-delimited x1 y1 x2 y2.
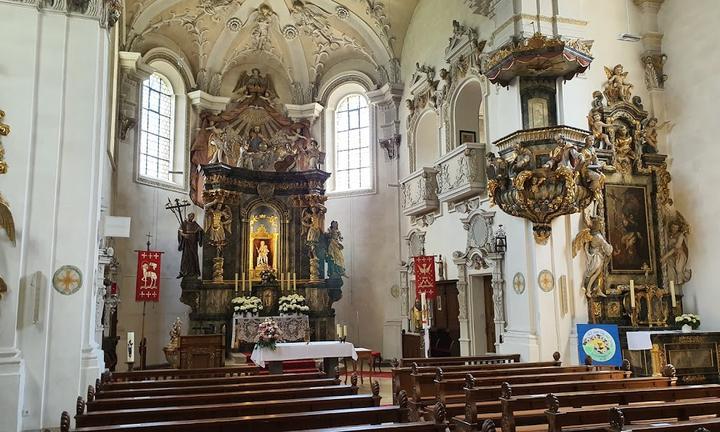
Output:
178 70 344 344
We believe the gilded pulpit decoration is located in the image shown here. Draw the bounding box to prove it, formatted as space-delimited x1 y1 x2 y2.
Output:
488 127 605 244
482 33 593 87
579 64 690 325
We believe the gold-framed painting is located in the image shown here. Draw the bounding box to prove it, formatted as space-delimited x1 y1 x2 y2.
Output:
603 184 654 274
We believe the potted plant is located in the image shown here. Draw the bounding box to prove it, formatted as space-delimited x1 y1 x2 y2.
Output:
278 293 310 316
675 313 700 333
256 318 281 350
231 296 263 317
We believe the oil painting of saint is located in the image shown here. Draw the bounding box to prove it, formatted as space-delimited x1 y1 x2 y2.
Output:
604 185 653 273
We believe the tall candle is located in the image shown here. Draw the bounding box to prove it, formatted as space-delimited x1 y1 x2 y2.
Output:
127 331 135 362
242 272 246 293
343 325 348 339
421 292 428 326
249 276 252 293
280 272 284 292
629 279 636 308
336 324 342 338
287 272 290 292
293 272 297 292
670 280 677 308
234 273 239 294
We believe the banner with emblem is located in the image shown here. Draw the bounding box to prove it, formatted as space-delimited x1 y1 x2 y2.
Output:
413 255 437 300
135 250 163 302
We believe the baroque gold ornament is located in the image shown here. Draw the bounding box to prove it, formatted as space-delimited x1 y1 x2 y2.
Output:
488 127 604 244
0 110 15 246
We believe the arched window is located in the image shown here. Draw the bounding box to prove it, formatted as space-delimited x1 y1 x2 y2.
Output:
139 73 175 182
333 94 372 192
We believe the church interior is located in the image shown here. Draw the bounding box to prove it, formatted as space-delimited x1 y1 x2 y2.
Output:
2 0 720 430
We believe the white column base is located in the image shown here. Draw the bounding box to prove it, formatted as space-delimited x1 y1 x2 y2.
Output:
459 318 471 356
498 329 540 361
0 349 25 432
80 345 105 395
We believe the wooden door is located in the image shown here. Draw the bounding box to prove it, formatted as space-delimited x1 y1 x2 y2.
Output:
483 276 496 352
431 280 460 356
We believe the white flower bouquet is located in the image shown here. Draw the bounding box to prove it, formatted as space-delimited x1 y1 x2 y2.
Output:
675 313 700 330
278 293 310 315
232 296 263 315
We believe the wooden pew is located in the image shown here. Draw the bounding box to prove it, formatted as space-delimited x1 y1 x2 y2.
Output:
102 365 258 382
450 375 674 431
392 356 563 404
299 422 447 432
94 376 339 398
610 417 720 432
502 384 720 432
77 374 365 427
99 371 324 391
87 384 357 411
410 365 594 406
398 354 521 368
62 387 407 432
546 398 720 432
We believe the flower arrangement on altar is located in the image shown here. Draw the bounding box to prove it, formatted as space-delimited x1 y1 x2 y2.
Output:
279 293 310 315
675 313 700 331
232 296 263 315
256 318 281 350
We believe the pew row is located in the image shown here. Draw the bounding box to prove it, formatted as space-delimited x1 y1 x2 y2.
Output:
101 365 258 383
98 370 324 391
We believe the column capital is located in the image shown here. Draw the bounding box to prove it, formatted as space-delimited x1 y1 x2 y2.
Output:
187 91 231 114
118 52 153 81
285 102 324 124
367 83 404 109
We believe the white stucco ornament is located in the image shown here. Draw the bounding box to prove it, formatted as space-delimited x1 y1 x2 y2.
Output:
538 270 555 292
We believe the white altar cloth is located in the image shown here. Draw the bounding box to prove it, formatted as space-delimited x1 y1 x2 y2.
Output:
626 330 680 350
251 341 358 368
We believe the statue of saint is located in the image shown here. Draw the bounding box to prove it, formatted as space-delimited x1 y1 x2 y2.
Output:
326 221 346 278
204 200 232 247
177 212 203 279
248 126 268 152
661 213 692 285
256 240 270 269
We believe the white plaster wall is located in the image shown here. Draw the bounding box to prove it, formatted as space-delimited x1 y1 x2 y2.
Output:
0 5 110 429
659 0 720 329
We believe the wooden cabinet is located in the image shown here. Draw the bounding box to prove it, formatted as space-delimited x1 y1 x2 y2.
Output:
178 334 225 369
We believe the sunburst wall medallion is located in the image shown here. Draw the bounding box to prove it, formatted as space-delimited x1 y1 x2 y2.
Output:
512 272 525 294
53 265 82 295
538 269 555 292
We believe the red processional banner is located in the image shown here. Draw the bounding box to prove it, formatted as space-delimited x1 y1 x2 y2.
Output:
413 255 437 300
135 250 163 302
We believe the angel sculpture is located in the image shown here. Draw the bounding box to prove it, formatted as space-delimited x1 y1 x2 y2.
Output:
573 211 613 298
640 117 671 154
232 68 277 104
603 64 633 103
508 143 532 178
587 112 614 150
661 211 692 285
207 123 229 164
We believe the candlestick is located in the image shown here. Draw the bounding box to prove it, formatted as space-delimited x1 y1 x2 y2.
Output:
343 325 348 339
629 279 636 309
336 323 342 338
242 272 246 293
293 272 297 292
670 280 677 308
234 273 239 294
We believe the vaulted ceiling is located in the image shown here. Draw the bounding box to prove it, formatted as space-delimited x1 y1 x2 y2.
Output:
123 0 419 102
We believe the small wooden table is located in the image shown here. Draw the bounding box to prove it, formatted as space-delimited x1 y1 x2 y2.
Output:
344 347 373 384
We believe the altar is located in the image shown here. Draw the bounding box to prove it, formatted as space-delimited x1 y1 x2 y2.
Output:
251 341 357 375
232 314 309 349
623 330 720 384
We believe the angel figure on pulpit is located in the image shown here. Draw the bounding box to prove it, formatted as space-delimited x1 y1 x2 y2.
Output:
573 211 613 298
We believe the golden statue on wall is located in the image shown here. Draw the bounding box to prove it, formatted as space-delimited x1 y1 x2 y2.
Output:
248 208 279 279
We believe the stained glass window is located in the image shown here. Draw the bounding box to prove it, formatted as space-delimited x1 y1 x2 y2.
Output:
334 94 371 191
139 73 174 182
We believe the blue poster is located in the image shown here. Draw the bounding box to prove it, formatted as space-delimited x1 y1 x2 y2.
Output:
576 324 622 366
